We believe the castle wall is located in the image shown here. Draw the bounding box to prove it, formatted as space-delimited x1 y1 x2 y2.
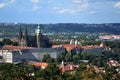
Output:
81 48 105 55
0 48 66 63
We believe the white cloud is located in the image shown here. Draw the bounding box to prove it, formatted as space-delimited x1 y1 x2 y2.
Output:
0 0 15 8
55 0 89 14
10 0 15 4
31 0 40 11
78 3 89 8
58 9 76 14
0 3 5 8
89 11 96 14
115 1 120 8
33 5 40 10
73 0 81 3
31 0 40 3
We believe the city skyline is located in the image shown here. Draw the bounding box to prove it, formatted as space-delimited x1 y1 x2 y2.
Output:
0 0 120 24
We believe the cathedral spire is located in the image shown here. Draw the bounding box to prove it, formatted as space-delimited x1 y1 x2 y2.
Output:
19 26 23 39
36 24 41 34
24 26 28 46
25 26 28 38
36 24 42 48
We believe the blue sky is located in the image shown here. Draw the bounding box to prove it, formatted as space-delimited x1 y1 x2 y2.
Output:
0 0 120 24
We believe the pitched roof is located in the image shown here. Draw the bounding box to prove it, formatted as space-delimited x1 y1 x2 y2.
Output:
2 45 35 50
52 44 82 51
32 62 48 69
52 44 109 51
59 64 78 73
82 45 102 50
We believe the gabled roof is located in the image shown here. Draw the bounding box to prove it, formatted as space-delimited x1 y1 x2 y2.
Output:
2 45 35 50
82 45 102 50
59 64 78 73
32 62 48 68
52 44 82 51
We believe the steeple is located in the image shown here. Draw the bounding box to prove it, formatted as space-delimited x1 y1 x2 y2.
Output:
19 26 23 39
36 24 41 34
25 26 28 38
36 24 42 48
24 26 28 46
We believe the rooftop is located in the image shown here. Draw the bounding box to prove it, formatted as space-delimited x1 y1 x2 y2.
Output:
52 44 82 51
2 45 35 50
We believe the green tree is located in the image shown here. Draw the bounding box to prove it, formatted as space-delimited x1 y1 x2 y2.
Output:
35 63 64 80
0 63 35 80
42 54 54 63
65 52 71 62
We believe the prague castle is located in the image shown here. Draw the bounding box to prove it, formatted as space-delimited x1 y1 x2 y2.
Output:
18 24 52 48
0 24 65 63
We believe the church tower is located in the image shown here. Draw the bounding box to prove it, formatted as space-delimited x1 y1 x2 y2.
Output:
24 26 28 46
36 24 42 48
18 26 28 47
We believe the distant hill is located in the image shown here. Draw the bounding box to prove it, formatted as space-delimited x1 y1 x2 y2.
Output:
0 23 120 35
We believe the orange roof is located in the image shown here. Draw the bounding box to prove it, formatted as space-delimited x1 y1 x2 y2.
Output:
32 62 48 68
2 45 35 50
52 44 109 51
82 45 102 50
52 45 60 48
52 44 82 51
59 64 78 73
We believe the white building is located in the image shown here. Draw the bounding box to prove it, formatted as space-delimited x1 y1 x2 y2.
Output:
0 47 65 64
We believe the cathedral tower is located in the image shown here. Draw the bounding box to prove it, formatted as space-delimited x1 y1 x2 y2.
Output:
18 26 28 47
36 24 42 48
24 26 28 46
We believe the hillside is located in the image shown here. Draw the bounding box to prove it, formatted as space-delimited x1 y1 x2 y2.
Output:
0 23 120 35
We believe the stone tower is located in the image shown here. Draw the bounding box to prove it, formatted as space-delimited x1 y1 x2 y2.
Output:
35 24 42 48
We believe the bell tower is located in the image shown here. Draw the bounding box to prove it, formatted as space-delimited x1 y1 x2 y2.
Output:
35 24 42 48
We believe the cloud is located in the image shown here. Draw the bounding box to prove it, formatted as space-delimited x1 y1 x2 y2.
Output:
55 0 89 14
78 3 88 8
10 0 15 4
73 0 81 3
31 0 40 3
89 11 96 14
31 0 40 11
58 9 76 14
33 5 40 10
0 0 15 8
0 3 5 8
115 1 120 8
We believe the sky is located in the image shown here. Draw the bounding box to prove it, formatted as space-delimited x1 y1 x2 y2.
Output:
0 0 120 24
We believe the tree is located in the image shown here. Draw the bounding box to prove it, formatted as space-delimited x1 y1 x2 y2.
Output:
73 54 80 64
2 38 18 45
65 52 71 62
0 63 36 80
2 38 12 45
42 54 54 63
35 63 64 80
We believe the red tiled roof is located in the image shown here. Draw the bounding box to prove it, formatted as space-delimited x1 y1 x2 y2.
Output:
52 45 60 48
82 45 102 50
2 45 35 50
52 44 82 51
107 60 119 67
52 44 109 51
32 62 48 69
59 64 78 73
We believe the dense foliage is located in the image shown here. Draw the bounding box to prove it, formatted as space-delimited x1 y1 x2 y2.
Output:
0 38 17 45
0 62 120 80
